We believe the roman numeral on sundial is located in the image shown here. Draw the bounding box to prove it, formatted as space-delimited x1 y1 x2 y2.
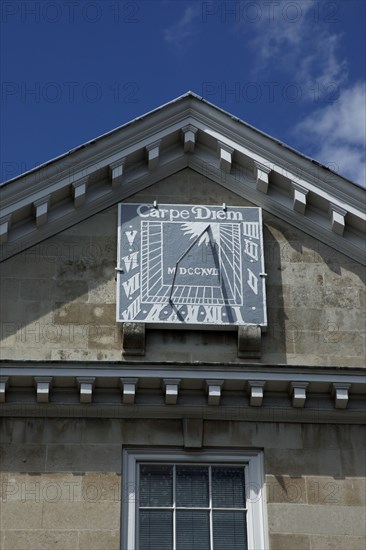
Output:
247 269 258 295
184 305 201 323
244 239 259 261
243 222 259 239
122 252 139 273
125 230 137 246
122 295 141 320
122 273 140 298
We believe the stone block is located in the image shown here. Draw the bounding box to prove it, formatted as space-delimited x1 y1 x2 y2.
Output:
279 242 322 265
183 418 203 448
0 345 53 361
261 320 296 356
46 444 121 472
142 348 192 363
2 531 78 550
61 206 117 237
283 307 322 332
280 263 327 286
324 354 365 368
0 253 56 279
293 330 364 357
203 421 304 449
17 324 87 352
87 278 116 303
292 279 363 314
54 303 116 325
255 423 304 449
0 472 9 498
267 503 366 536
269 533 310 550
54 280 89 302
291 285 325 308
4 418 78 445
79 530 120 549
324 285 362 309
320 307 365 333
81 419 124 445
0 278 19 300
188 175 242 205
1 473 85 503
359 287 366 309
0 300 23 324
37 235 88 261
50 348 121 361
306 477 365 507
22 300 55 324
339 450 366 477
122 419 183 446
90 237 117 260
45 419 87 445
41 501 120 530
20 279 55 301
131 170 189 202
0 334 17 354
266 475 307 504
265 282 292 305
261 350 292 364
144 328 240 363
310 535 366 549
0 444 46 472
264 449 342 477
81 473 121 501
0 502 43 529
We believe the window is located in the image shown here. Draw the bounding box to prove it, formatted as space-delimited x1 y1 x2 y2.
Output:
122 449 268 550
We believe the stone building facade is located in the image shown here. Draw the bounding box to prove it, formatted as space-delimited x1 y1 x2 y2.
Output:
0 93 365 549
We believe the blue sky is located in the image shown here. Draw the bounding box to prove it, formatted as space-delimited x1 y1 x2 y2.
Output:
1 0 365 186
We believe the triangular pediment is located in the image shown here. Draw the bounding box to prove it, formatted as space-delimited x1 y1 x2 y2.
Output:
1 92 365 264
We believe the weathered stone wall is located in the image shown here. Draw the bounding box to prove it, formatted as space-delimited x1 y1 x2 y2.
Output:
1 168 365 549
1 419 365 549
1 168 364 366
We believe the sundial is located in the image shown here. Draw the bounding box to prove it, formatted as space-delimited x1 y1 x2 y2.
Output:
116 203 267 331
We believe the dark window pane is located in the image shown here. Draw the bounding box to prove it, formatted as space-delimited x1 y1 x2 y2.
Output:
140 465 173 507
176 466 209 507
212 467 245 508
139 510 173 550
213 511 247 550
176 510 210 550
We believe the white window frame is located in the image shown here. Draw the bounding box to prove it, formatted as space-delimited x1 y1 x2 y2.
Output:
121 448 268 550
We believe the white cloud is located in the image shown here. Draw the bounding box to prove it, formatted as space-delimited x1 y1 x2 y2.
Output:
297 32 348 90
250 0 313 59
246 1 363 184
295 82 366 186
248 0 348 98
164 5 200 46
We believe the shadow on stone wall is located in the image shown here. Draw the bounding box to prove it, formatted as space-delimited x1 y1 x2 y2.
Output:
0 169 365 366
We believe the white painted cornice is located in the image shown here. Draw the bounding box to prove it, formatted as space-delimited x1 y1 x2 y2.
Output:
1 93 365 264
1 361 365 423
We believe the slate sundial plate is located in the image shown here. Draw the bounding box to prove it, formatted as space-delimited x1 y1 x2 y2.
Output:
116 203 267 329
